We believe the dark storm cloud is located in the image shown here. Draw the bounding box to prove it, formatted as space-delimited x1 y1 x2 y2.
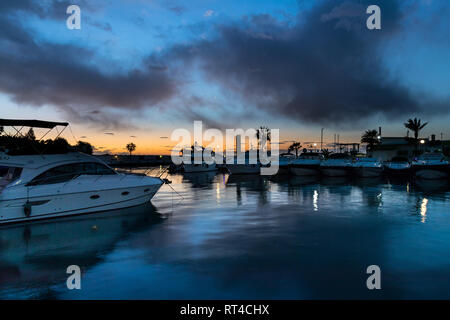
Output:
0 0 448 128
163 0 448 126
0 0 175 128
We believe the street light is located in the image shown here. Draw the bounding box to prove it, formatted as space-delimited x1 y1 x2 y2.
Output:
420 139 425 144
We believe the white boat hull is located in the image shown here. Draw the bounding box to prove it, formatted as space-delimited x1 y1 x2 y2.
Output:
0 181 162 225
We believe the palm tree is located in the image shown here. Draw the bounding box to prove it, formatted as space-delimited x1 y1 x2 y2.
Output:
126 142 136 157
361 129 379 152
404 118 428 147
288 142 302 157
256 126 271 150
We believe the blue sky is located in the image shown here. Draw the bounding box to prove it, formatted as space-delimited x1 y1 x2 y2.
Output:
1 0 449 154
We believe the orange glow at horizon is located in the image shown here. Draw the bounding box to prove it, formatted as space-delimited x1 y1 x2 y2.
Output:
3 124 364 156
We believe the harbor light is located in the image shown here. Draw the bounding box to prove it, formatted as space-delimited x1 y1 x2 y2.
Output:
420 139 425 144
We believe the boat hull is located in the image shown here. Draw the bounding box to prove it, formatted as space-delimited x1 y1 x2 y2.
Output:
289 165 319 176
0 183 162 225
320 166 350 177
384 167 411 175
353 166 384 178
413 165 449 180
276 166 290 175
226 164 260 175
182 163 217 173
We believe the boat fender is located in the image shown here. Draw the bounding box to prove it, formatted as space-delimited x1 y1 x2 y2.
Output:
24 202 32 217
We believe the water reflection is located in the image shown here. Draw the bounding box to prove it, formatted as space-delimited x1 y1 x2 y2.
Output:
414 179 450 194
226 174 270 206
1 170 450 299
0 204 164 299
182 172 216 188
420 198 428 223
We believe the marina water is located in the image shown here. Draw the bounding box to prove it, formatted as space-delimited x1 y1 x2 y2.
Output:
1 169 450 299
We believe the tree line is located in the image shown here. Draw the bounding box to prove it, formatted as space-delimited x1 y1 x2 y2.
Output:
0 128 93 155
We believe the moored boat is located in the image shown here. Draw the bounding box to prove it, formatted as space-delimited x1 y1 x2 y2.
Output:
226 163 261 175
0 118 164 225
225 151 261 175
277 154 294 175
412 153 449 180
0 152 163 225
319 153 352 177
289 152 322 176
352 157 384 177
384 156 411 175
181 146 218 173
182 162 217 173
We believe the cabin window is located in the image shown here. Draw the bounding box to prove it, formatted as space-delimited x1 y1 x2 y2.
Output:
83 163 116 175
0 166 23 187
28 162 116 186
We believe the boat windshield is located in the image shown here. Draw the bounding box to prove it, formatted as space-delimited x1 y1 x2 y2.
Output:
28 162 116 186
0 166 23 189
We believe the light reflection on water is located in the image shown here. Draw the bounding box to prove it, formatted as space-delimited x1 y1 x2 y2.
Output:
1 169 450 299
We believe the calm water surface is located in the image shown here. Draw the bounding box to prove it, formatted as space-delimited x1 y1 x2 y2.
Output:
1 169 450 299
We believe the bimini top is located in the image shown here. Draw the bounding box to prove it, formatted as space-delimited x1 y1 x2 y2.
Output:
0 119 69 129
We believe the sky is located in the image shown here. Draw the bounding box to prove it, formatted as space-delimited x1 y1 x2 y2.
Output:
0 0 449 154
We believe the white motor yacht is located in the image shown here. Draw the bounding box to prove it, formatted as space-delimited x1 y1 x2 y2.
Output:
412 153 449 180
226 163 260 175
289 152 322 176
384 156 411 175
352 157 384 177
319 153 352 177
0 152 163 225
180 146 218 173
225 150 262 175
182 162 217 173
276 154 293 175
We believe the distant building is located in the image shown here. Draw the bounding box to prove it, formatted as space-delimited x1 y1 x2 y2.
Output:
370 135 450 161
